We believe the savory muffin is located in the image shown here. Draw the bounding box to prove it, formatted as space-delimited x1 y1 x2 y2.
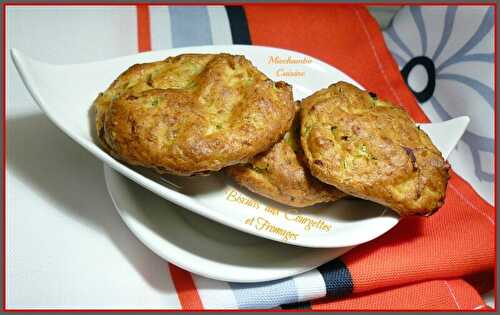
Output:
300 81 450 216
94 53 295 176
228 114 346 207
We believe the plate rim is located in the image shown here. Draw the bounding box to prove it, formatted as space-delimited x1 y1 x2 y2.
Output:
103 163 354 283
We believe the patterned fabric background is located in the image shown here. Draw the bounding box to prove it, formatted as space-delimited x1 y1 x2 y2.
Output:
383 6 494 205
6 4 495 310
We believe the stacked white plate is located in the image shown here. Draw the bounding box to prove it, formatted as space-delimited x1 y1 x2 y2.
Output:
12 45 469 282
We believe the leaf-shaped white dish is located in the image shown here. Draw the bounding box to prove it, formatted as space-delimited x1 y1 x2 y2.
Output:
11 45 469 248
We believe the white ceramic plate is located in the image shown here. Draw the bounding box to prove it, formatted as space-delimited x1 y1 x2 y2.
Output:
104 163 353 282
11 45 469 248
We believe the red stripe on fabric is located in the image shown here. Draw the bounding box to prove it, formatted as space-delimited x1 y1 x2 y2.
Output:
351 7 430 123
245 3 493 216
343 172 495 294
245 4 493 208
245 4 495 300
310 279 487 310
448 170 495 221
442 279 490 311
245 3 493 202
136 4 151 52
168 264 204 310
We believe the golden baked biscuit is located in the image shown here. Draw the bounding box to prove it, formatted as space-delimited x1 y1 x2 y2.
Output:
300 81 450 216
228 115 346 207
94 54 295 175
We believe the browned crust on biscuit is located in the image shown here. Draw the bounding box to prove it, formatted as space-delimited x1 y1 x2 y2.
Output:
227 115 346 207
94 54 295 175
300 81 450 216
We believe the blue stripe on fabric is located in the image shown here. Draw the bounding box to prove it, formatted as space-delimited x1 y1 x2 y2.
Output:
437 73 493 108
410 6 427 55
437 6 493 72
317 259 353 298
170 6 213 47
432 6 457 61
385 24 415 59
229 277 299 309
